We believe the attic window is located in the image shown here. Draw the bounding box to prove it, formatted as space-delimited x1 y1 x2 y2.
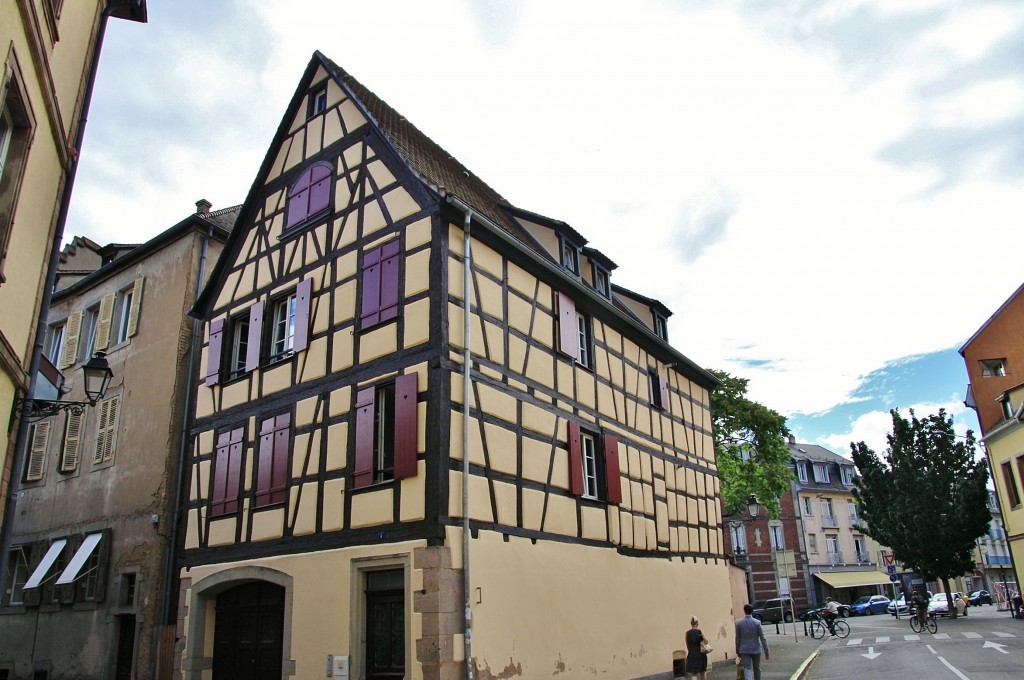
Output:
560 237 580 275
308 85 327 118
284 162 332 232
653 313 668 341
980 358 1007 378
593 265 610 299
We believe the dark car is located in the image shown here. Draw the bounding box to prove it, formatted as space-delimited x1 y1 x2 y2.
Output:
969 590 993 606
753 597 795 623
850 595 891 615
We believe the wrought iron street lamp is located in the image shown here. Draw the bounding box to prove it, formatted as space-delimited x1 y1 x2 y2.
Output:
16 351 113 421
728 495 763 601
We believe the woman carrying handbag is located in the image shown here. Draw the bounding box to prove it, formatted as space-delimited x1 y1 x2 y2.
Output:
685 616 711 679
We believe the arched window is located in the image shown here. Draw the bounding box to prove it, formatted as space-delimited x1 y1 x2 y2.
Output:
285 162 332 230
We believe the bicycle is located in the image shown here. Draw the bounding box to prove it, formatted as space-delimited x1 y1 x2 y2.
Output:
808 613 850 639
909 609 938 634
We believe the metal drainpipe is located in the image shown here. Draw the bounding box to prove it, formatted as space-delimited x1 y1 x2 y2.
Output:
446 195 474 680
160 225 212 628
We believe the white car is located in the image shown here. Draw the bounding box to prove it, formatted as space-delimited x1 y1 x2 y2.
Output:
927 592 967 617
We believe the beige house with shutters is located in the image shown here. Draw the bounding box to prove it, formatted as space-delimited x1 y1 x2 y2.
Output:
0 203 234 680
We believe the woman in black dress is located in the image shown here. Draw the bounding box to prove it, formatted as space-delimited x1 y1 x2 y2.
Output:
685 616 709 679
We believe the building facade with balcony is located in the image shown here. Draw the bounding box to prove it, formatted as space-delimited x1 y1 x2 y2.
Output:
973 491 1013 606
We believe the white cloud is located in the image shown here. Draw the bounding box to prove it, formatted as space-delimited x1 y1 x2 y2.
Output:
820 398 971 457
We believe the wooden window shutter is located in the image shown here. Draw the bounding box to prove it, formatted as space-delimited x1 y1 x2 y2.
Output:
59 310 82 369
308 164 332 215
353 387 376 488
126 276 144 337
286 166 313 229
212 427 245 515
270 414 290 504
96 396 120 463
205 318 225 386
225 428 244 514
393 373 418 479
557 292 577 359
255 417 275 506
293 278 312 352
659 375 670 411
602 434 622 504
94 292 115 351
567 421 583 496
379 241 400 323
244 301 264 372
60 410 83 472
360 246 383 328
26 422 51 481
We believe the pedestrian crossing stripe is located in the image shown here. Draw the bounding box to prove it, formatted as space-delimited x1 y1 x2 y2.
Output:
845 632 1017 646
962 632 982 639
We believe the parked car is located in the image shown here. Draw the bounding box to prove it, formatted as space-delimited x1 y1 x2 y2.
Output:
797 607 823 621
888 591 933 616
850 595 891 615
753 598 795 623
969 590 993 606
834 601 852 617
928 592 968 617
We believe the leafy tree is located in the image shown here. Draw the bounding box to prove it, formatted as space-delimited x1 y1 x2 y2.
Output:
710 370 792 518
850 409 990 618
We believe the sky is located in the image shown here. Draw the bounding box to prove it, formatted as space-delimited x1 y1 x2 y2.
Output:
66 0 1024 458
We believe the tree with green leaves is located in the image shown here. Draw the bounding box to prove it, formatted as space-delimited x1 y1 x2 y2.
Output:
851 409 990 618
710 370 792 518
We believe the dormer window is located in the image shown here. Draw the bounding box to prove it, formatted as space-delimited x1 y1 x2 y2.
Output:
796 461 808 483
999 394 1014 420
813 462 830 484
284 162 333 232
840 466 854 486
560 237 580 275
593 265 610 298
653 312 668 341
308 84 328 118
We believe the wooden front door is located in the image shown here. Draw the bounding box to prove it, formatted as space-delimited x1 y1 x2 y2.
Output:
213 581 284 680
366 570 405 680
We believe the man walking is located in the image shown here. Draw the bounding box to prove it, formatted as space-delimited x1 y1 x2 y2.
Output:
735 604 770 680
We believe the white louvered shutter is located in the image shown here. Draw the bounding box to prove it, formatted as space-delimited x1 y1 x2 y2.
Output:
126 277 144 337
95 293 115 351
59 311 82 369
61 411 83 472
26 422 51 481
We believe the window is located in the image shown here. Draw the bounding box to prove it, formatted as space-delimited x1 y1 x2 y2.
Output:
593 265 610 298
808 534 818 553
796 461 807 483
653 312 668 341
354 373 419 488
560 237 580 275
567 422 621 503
738 446 753 462
1001 395 1014 420
360 241 400 329
1 66 34 283
730 525 747 554
93 395 120 465
1002 461 1021 507
840 466 854 486
80 306 99 361
813 462 830 483
4 547 29 605
211 427 244 516
256 413 291 507
802 497 813 516
227 313 251 380
24 422 50 482
308 84 328 118
769 523 784 550
46 322 65 364
114 278 144 345
575 311 592 368
825 536 839 559
285 162 332 231
847 501 858 522
649 370 669 410
821 497 834 519
0 105 12 178
59 410 83 473
854 536 867 562
269 292 296 360
980 358 1007 377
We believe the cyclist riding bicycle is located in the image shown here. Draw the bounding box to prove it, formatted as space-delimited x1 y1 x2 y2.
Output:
823 596 840 634
912 590 928 627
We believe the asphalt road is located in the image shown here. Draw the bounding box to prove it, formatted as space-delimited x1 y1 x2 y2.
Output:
807 605 1024 680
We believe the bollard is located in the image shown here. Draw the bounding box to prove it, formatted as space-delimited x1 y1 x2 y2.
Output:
802 619 808 636
775 621 780 635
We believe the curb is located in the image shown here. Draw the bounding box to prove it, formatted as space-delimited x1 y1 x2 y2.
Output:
789 647 821 680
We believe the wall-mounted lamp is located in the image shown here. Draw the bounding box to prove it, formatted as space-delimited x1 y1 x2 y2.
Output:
16 352 113 421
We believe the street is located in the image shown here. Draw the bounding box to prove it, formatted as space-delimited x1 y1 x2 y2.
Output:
808 606 1024 680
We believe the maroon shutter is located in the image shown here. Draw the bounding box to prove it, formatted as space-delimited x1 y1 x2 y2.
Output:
659 375 670 411
393 372 418 479
224 428 244 514
270 414 290 504
360 247 383 328
245 300 264 372
557 292 577 359
603 434 622 504
309 164 332 215
353 387 376 488
293 278 312 352
211 431 231 515
568 421 583 496
379 241 400 323
255 417 275 506
205 318 224 386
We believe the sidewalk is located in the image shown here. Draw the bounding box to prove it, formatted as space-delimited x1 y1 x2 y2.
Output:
708 621 824 680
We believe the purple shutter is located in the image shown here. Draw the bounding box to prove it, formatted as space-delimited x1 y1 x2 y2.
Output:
211 431 231 515
225 429 244 514
293 278 312 352
393 372 418 479
245 301 264 372
659 375 670 411
557 292 577 359
270 414 290 504
603 434 622 504
353 387 376 488
360 247 383 328
568 422 583 496
286 167 313 229
379 241 400 323
255 417 275 506
309 164 332 215
205 318 224 386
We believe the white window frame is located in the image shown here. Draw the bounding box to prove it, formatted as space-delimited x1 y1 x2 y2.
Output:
81 305 99 361
840 466 854 486
730 524 747 553
115 286 134 345
5 547 29 606
228 315 250 378
802 497 813 516
796 461 808 483
825 535 839 555
821 497 834 520
813 463 830 483
769 522 784 550
575 311 590 368
580 433 598 499
847 500 858 522
270 292 297 359
47 322 66 364
0 106 12 180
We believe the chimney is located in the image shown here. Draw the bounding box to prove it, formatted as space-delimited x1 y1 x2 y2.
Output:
788 435 796 445
195 198 212 215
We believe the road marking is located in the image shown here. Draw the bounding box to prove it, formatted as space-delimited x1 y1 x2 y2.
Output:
861 646 881 660
962 632 982 639
875 636 890 643
933 633 950 640
938 656 971 680
992 632 1015 638
983 641 1009 654
846 638 862 646
905 634 920 641
926 644 937 654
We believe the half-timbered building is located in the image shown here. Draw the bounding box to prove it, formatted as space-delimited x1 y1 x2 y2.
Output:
180 52 730 680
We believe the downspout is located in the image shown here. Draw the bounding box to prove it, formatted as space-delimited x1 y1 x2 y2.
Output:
446 195 474 680
0 3 118 600
160 224 213 628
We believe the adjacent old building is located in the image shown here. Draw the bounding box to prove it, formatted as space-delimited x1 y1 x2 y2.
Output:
0 203 234 680
179 52 731 680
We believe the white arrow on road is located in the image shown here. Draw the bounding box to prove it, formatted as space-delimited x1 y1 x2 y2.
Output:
983 640 1008 654
862 646 882 660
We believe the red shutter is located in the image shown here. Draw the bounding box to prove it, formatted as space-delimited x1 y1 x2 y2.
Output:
245 301 264 372
603 434 622 504
360 247 383 328
293 278 312 352
659 375 670 412
353 387 376 488
225 429 244 514
568 421 583 496
270 414 290 504
205 318 224 386
393 372 418 479
255 417 275 506
557 292 577 359
211 431 231 515
379 241 400 323
309 164 332 215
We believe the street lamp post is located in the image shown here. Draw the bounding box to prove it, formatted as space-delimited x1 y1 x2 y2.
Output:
727 495 762 604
